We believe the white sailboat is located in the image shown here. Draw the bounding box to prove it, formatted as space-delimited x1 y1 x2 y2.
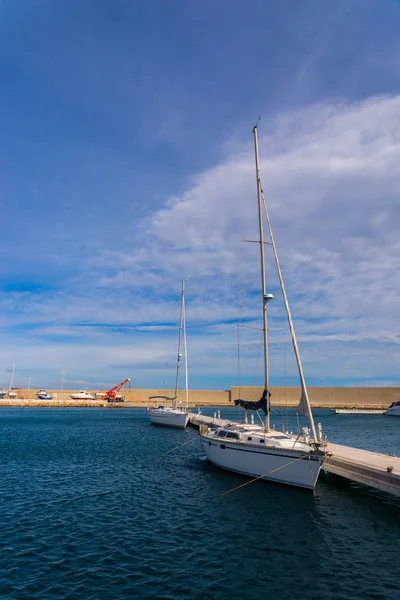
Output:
148 279 190 429
8 364 17 398
200 124 326 490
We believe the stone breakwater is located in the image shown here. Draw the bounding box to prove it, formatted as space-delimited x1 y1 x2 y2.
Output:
0 386 398 408
0 398 105 408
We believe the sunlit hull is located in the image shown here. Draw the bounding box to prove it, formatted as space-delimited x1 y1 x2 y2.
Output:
148 408 189 428
386 407 400 417
201 435 323 489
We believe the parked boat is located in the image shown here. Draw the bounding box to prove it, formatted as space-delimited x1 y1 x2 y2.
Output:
386 401 400 417
36 389 53 400
0 389 7 399
148 279 190 429
148 397 190 427
95 391 124 401
69 390 95 400
200 124 326 490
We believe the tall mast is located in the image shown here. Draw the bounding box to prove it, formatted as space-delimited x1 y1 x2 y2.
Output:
261 192 319 443
183 292 189 410
174 278 186 406
253 125 270 431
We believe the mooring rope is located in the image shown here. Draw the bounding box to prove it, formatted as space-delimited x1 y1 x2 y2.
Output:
219 453 311 497
148 435 199 461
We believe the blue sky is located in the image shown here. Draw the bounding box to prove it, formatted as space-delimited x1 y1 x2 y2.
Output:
1 0 400 390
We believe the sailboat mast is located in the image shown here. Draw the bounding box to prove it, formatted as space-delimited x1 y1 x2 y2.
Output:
9 363 15 391
253 125 270 432
183 293 189 410
174 278 186 406
261 192 319 443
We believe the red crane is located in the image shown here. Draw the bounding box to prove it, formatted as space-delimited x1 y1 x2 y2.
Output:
104 378 131 402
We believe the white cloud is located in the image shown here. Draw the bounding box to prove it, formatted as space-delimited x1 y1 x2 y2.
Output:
3 95 400 387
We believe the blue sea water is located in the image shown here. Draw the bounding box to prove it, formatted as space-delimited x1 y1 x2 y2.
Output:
0 407 399 600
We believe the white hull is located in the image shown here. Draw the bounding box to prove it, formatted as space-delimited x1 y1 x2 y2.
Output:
386 408 400 417
148 409 189 428
69 393 95 400
201 436 323 489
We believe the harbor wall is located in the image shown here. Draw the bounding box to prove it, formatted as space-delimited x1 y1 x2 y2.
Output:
230 386 399 408
0 386 399 408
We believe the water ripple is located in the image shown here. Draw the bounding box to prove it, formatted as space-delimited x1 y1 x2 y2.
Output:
0 408 399 599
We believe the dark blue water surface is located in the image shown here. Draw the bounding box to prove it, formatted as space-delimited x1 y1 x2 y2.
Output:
1 407 399 600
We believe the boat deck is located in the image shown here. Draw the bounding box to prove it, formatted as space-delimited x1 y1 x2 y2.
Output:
188 413 400 497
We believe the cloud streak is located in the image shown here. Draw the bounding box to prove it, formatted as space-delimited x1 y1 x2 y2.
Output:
2 95 400 388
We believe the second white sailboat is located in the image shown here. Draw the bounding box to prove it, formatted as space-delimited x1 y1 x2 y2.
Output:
148 279 190 429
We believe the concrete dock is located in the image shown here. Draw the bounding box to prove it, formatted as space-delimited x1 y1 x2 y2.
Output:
323 442 400 496
188 413 400 497
334 409 386 414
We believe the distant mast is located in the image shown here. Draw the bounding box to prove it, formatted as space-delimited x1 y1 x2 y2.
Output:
174 278 186 407
9 363 16 391
183 289 189 410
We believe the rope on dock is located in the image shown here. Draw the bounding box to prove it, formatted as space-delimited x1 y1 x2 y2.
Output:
219 454 309 497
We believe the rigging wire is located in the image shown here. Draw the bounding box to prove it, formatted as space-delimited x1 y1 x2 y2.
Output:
237 321 241 400
147 435 199 461
234 161 256 420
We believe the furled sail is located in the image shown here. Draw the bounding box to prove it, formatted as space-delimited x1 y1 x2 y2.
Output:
234 388 271 414
296 385 308 415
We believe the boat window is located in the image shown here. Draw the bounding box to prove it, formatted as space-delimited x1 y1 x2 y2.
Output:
259 439 264 443
396 401 400 407
270 435 289 440
247 437 252 441
217 430 227 437
226 432 239 439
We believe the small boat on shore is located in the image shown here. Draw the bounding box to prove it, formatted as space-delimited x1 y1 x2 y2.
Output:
95 392 124 401
69 390 95 400
37 389 53 400
0 389 7 399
